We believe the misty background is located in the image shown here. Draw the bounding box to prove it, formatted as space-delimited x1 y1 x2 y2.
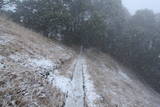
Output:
122 0 160 14
2 0 160 15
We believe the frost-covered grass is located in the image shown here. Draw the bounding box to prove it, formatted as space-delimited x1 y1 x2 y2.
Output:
29 59 53 69
0 63 5 69
48 71 71 93
0 34 14 45
0 70 65 107
0 16 77 107
0 55 5 69
0 50 66 106
0 55 5 61
28 58 57 70
1 52 66 106
9 53 57 70
9 52 71 94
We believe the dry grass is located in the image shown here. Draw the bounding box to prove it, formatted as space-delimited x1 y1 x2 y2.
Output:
86 49 160 107
0 16 76 107
0 70 65 107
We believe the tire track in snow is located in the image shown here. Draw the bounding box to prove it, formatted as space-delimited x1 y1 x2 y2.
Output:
64 56 85 107
64 55 100 107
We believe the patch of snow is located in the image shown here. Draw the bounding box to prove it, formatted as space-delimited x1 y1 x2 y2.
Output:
0 55 5 61
28 58 56 70
0 35 13 45
0 55 6 69
60 54 72 62
0 63 5 69
48 59 76 95
9 53 57 71
9 53 25 62
55 46 64 50
48 72 71 93
118 71 130 81
84 71 100 107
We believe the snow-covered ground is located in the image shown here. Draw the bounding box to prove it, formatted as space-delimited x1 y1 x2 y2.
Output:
48 56 101 107
48 71 71 93
0 34 14 45
0 17 75 107
82 57 101 107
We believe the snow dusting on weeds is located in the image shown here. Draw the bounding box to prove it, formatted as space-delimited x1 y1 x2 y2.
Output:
28 58 57 70
9 52 71 93
0 35 14 45
82 59 100 107
9 52 57 70
0 63 5 69
0 55 7 69
9 53 29 65
0 55 5 62
48 72 71 93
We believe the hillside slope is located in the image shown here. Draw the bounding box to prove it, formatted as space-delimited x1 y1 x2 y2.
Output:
0 17 160 107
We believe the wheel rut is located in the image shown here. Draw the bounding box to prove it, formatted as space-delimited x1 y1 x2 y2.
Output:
64 56 87 107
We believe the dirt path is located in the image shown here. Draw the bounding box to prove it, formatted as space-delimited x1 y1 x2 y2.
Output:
64 55 86 107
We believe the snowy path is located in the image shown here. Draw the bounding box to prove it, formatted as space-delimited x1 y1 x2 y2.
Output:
64 56 86 107
47 55 100 107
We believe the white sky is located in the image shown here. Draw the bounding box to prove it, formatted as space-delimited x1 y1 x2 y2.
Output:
122 0 160 14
